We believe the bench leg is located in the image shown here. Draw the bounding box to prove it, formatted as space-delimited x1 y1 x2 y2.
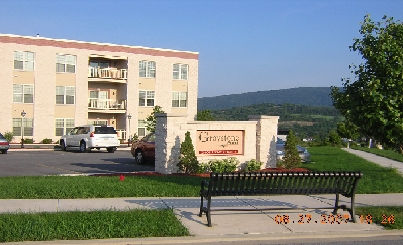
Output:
332 193 340 215
332 193 357 223
349 194 357 223
207 196 212 227
207 210 212 227
199 195 204 217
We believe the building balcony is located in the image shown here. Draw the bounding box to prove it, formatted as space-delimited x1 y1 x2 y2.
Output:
88 99 126 113
88 67 127 82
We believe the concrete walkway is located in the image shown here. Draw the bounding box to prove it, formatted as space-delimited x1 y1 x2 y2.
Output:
2 148 403 244
343 148 403 175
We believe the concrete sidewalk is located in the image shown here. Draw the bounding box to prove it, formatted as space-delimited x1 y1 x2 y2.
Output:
343 148 403 175
1 194 402 239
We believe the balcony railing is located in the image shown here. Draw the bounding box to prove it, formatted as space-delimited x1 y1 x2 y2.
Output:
88 67 127 79
88 99 126 110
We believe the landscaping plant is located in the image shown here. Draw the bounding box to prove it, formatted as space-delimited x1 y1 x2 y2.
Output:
3 131 14 142
208 157 239 173
41 138 53 144
177 131 199 174
283 130 301 169
244 159 263 172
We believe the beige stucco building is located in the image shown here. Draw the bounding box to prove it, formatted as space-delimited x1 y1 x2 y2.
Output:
0 34 198 143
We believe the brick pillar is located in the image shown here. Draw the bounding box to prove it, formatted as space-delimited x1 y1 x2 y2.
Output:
248 115 279 169
155 113 187 174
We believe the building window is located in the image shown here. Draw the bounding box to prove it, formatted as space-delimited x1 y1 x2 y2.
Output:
139 90 155 106
55 118 75 136
13 118 33 137
13 84 34 103
57 54 76 73
56 86 75 104
172 91 187 108
139 61 156 78
14 51 35 71
138 120 148 137
173 64 188 80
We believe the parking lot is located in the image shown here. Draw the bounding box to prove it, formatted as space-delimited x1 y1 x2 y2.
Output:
0 149 154 177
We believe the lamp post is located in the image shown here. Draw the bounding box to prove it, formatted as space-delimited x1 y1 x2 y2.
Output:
20 110 26 148
127 113 132 146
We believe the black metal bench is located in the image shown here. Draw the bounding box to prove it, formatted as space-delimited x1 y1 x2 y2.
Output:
199 171 363 227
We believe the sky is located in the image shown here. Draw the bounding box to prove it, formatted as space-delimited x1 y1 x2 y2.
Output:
1 0 402 98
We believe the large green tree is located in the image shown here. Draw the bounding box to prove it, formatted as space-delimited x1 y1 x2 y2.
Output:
331 14 403 152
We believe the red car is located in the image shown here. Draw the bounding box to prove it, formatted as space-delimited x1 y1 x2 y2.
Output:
131 133 155 165
0 133 10 154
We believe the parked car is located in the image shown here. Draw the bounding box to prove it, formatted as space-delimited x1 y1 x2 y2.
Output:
276 139 311 162
0 133 10 154
131 133 155 165
59 125 120 153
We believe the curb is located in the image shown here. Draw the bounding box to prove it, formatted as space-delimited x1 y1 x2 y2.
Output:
5 229 403 245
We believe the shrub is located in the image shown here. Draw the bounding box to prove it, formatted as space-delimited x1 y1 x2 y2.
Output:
208 157 239 173
283 130 301 169
177 131 199 174
3 132 14 142
245 159 263 172
276 159 285 168
23 138 34 144
197 163 210 173
41 138 53 144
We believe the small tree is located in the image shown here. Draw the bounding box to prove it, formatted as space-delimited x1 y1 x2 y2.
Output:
177 131 199 174
145 106 165 133
283 130 301 169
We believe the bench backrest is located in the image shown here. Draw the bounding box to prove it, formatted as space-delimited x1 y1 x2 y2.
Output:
207 172 363 197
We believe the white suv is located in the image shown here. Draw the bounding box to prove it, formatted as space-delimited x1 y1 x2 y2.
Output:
59 125 120 153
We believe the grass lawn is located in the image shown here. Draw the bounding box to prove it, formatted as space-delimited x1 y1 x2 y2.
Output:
0 208 189 243
0 175 203 199
305 147 403 194
356 206 403 230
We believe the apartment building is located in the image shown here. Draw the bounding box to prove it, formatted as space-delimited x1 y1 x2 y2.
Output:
0 34 198 143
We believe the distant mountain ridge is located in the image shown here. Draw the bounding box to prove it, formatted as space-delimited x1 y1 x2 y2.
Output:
197 87 335 110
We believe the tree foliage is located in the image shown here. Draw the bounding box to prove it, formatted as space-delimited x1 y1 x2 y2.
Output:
145 106 165 133
177 131 199 174
198 87 335 110
283 130 301 169
197 110 215 121
337 121 360 148
331 14 403 152
328 130 341 146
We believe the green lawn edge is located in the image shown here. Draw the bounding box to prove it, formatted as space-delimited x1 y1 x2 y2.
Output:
0 208 190 243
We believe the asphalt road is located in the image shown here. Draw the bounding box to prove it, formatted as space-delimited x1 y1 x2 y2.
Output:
0 149 154 176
